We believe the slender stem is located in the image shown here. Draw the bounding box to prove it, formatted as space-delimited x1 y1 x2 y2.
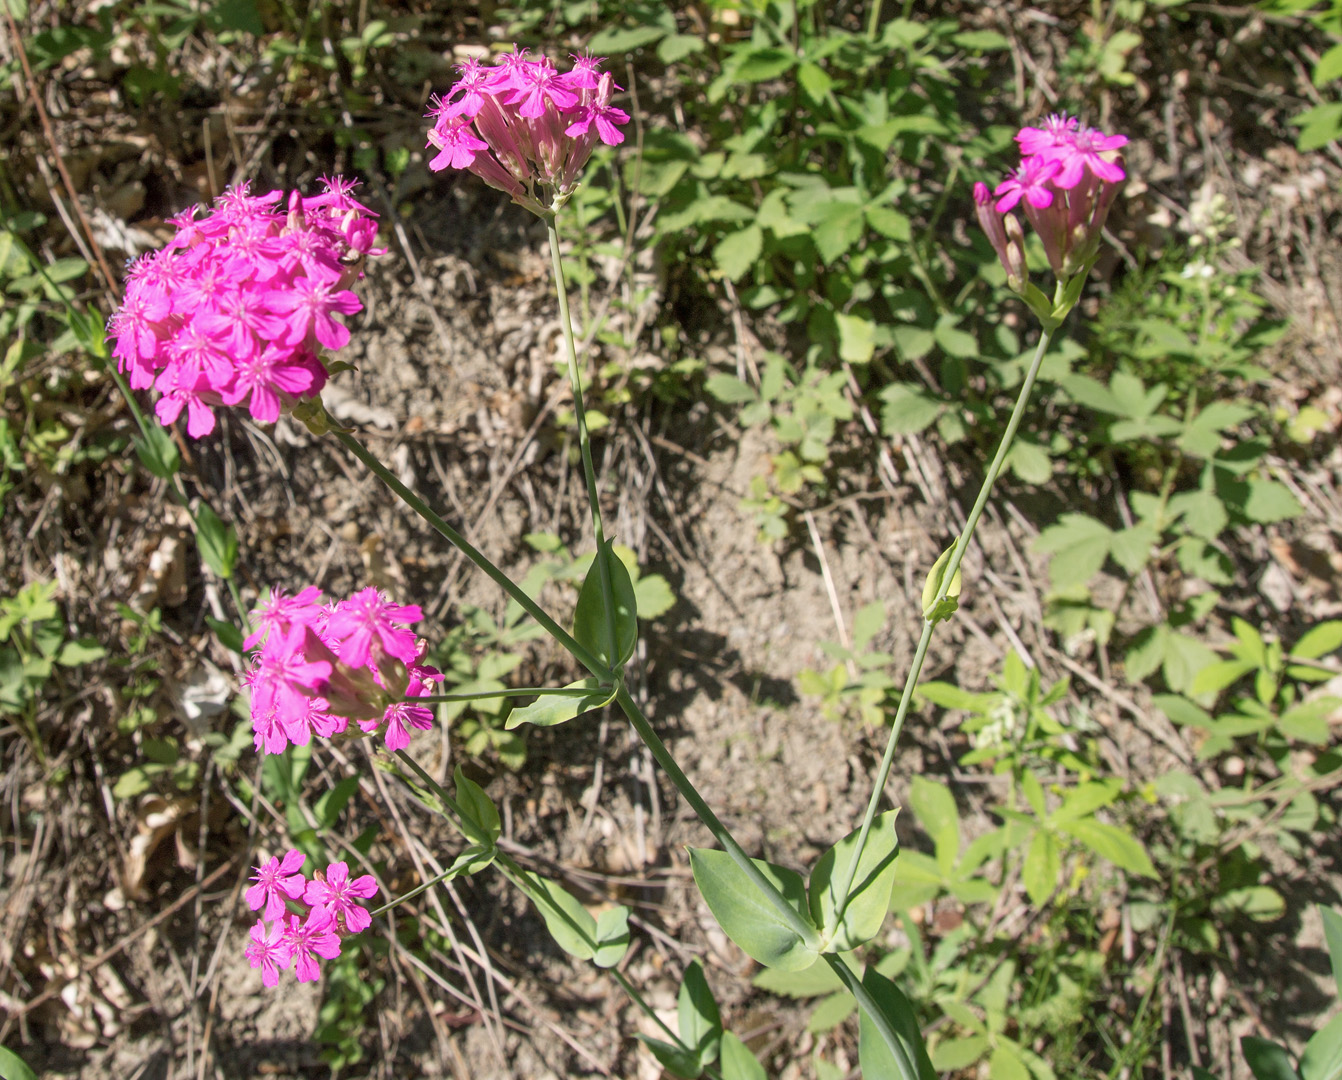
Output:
822 954 921 1079
830 321 1059 927
545 214 620 667
609 967 724 1080
414 686 600 704
393 749 494 848
332 427 612 682
614 686 822 952
369 861 472 918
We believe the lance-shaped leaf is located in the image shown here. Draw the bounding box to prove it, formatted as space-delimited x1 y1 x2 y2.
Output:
573 541 639 669
689 848 818 971
808 809 900 952
679 960 722 1066
506 678 616 730
593 904 631 969
858 967 937 1080
513 869 598 961
454 766 500 845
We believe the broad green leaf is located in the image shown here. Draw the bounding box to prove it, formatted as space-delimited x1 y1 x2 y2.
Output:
1191 658 1256 696
720 1032 767 1080
633 574 676 619
1243 479 1303 523
732 46 796 83
594 904 631 969
953 30 1010 50
514 869 598 961
206 617 245 654
56 638 105 666
194 502 238 579
1301 1012 1342 1080
1022 830 1060 907
813 203 864 265
1056 819 1156 878
679 960 722 1065
1313 42 1342 87
572 541 638 669
931 1035 990 1071
880 383 943 435
688 847 817 971
713 224 763 281
505 679 615 730
1007 439 1053 484
858 967 937 1080
1109 521 1159 574
933 319 977 360
990 1043 1033 1080
658 33 704 64
808 809 900 951
454 766 500 844
1034 514 1113 590
909 776 959 872
808 990 857 1033
1241 1036 1302 1080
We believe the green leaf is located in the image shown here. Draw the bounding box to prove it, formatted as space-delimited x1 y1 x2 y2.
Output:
713 224 763 281
1056 819 1156 878
1034 514 1113 590
1295 622 1342 661
454 766 501 844
836 313 876 363
572 541 638 669
732 46 796 83
1321 906 1342 998
1241 1036 1302 1080
752 957 844 997
920 541 963 625
633 574 676 619
953 30 1010 50
808 809 900 951
56 637 105 666
931 1035 990 1071
909 776 959 872
1022 830 1060 907
688 847 817 971
587 24 667 53
990 1044 1033 1080
639 1036 701 1079
1213 886 1285 923
933 319 977 360
796 61 834 102
593 904 631 969
1243 479 1303 523
1313 42 1342 87
658 33 704 64
514 869 598 961
808 990 857 1033
679 960 723 1065
313 775 360 830
1301 1012 1342 1080
858 967 937 1080
719 1032 767 1080
1007 439 1053 484
506 679 615 730
0 1046 39 1080
880 383 943 435
813 203 865 265
206 616 245 654
194 502 238 579
705 373 758 405
133 425 180 479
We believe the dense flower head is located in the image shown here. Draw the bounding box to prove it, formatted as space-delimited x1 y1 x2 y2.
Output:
244 850 378 986
243 584 439 755
976 113 1128 288
107 177 381 439
426 49 630 216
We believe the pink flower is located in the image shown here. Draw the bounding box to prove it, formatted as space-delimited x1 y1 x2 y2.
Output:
324 588 422 666
244 918 289 987
281 909 342 982
246 849 308 921
107 177 379 440
993 154 1060 213
244 586 323 650
425 48 630 216
304 861 379 933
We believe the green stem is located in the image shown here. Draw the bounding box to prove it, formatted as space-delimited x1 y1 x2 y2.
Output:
609 967 724 1080
614 686 821 952
822 954 921 1079
393 748 494 848
331 427 612 681
545 213 619 669
830 318 1060 927
415 686 600 704
368 861 466 918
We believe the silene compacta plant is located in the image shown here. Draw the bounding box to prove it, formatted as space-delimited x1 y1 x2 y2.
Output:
109 42 1128 1074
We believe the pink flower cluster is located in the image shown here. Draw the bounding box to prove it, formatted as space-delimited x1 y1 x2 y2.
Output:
243 585 440 755
108 177 380 439
426 49 630 216
244 850 379 985
975 114 1127 289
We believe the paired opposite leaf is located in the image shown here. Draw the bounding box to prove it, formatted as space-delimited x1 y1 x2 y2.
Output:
454 766 500 845
857 967 937 1080
679 960 723 1066
688 847 818 971
807 809 900 952
506 678 616 730
573 541 638 669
